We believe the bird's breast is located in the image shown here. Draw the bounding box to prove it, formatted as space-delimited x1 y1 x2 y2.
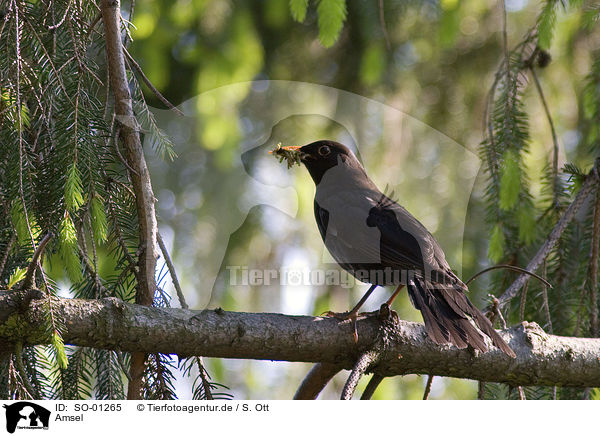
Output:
314 187 383 265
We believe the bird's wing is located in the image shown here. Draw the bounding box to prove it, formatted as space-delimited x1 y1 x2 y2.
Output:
314 199 384 266
367 195 462 286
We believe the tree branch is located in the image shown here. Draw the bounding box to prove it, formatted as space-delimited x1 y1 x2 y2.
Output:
497 162 600 308
101 0 159 399
2 290 600 389
341 351 380 400
293 363 342 400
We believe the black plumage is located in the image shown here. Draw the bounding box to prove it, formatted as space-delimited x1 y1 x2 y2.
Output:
279 140 515 357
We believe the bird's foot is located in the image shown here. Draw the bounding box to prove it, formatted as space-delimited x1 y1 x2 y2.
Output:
376 303 399 324
321 310 361 343
321 309 358 320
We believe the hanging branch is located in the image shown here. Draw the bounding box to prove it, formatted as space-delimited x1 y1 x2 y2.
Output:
0 234 16 279
422 375 434 400
340 351 380 400
157 232 187 309
496 161 600 308
590 187 600 337
361 374 385 400
530 64 561 206
293 362 342 400
101 0 159 400
123 48 184 116
21 232 53 290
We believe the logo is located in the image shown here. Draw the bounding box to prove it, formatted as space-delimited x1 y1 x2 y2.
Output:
3 402 50 433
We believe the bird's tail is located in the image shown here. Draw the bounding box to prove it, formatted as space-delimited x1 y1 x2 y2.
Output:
407 278 516 358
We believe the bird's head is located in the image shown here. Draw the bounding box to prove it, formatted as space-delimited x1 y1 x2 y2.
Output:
271 140 360 184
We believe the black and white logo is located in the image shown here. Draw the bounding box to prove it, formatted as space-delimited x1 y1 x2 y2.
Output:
3 402 50 433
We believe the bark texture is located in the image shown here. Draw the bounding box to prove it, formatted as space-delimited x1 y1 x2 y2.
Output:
1 289 599 388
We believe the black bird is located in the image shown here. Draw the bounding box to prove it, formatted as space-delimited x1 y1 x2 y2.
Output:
273 140 515 357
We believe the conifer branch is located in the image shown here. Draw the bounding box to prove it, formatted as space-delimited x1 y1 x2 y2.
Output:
497 161 600 308
530 65 560 206
21 232 52 290
123 48 184 116
590 186 600 337
0 233 16 280
157 232 187 309
101 0 159 399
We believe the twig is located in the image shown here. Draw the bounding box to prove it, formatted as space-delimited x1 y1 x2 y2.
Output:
113 124 139 176
0 233 16 279
124 0 136 48
501 0 512 139
340 351 380 400
116 351 132 381
196 357 214 400
530 65 560 206
478 382 485 400
107 193 136 268
517 386 526 400
541 260 553 334
86 12 102 40
13 342 38 399
496 162 600 308
360 374 385 400
590 186 600 337
21 232 53 290
519 280 529 322
466 264 552 288
123 48 184 116
293 362 342 400
75 223 107 298
423 375 434 400
574 279 588 337
157 232 187 309
47 0 71 30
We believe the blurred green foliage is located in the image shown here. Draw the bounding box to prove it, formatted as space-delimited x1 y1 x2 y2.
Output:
1 0 599 400
127 0 599 398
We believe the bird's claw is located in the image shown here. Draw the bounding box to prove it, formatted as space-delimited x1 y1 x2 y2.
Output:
321 310 360 343
377 303 399 324
321 310 357 320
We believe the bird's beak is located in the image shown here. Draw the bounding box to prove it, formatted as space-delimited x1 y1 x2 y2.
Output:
269 143 308 168
280 145 302 152
268 145 302 154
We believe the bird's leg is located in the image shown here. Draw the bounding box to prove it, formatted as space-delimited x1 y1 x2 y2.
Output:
370 284 405 324
322 284 379 343
356 284 405 317
385 284 404 306
323 284 378 320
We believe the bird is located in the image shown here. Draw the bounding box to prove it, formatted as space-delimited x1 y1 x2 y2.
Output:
272 140 515 357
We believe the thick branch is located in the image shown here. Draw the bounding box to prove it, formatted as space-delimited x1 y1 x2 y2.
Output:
101 0 158 306
2 290 600 388
101 0 159 399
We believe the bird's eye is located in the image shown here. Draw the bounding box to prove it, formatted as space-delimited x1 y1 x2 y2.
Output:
318 145 331 157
